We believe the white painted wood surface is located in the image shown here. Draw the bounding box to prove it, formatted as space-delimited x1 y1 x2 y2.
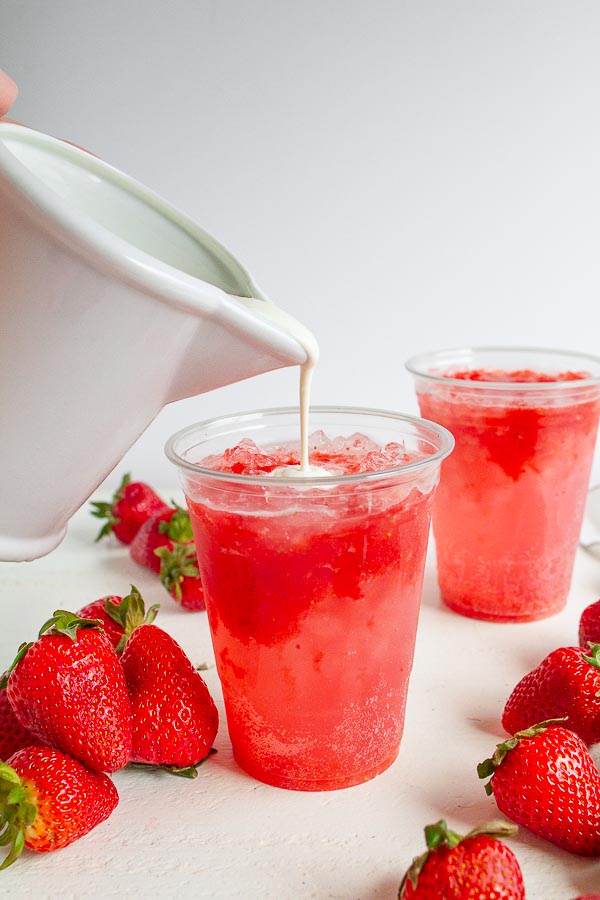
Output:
1 493 599 899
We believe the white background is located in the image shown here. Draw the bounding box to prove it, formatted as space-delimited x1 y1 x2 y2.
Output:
2 503 600 899
3 8 600 898
2 0 600 485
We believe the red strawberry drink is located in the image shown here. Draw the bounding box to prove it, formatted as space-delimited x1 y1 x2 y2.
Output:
407 348 600 622
167 408 453 791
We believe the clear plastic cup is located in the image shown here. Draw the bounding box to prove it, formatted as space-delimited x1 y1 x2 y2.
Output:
166 407 453 791
407 347 600 622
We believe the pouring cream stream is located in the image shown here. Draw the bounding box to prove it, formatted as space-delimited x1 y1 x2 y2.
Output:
236 298 330 477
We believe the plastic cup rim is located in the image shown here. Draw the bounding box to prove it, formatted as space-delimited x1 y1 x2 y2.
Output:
164 405 455 487
405 345 600 391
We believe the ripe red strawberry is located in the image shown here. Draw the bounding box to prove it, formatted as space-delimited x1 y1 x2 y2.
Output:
120 624 218 776
398 819 524 899
502 645 600 744
156 543 205 611
478 721 600 855
6 612 132 773
90 472 169 544
0 746 118 867
0 682 38 760
580 599 600 648
77 586 159 652
129 506 194 574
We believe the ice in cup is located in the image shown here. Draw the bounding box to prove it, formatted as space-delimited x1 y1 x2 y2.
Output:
407 348 600 622
166 408 453 791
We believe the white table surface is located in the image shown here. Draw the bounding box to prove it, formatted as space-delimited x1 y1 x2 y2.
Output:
1 491 600 900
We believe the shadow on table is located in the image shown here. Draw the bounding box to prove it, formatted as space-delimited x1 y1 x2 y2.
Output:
419 567 443 611
568 860 600 897
466 714 507 739
359 874 402 899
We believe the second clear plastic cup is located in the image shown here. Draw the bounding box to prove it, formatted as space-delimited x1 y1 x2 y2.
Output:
407 347 600 622
166 407 453 791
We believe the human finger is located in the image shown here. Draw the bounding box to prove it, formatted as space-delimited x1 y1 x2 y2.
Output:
0 69 18 118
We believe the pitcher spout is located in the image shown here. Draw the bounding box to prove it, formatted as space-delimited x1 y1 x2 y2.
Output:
167 293 310 403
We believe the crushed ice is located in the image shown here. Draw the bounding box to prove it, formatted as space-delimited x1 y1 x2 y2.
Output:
201 431 414 476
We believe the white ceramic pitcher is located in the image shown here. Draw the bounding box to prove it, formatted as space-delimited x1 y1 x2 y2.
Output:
0 123 309 562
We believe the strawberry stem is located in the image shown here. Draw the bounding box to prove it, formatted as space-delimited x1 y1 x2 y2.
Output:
399 819 518 895
424 819 463 850
463 819 518 840
158 507 194 543
582 643 600 669
114 472 131 499
104 587 160 653
156 544 200 603
3 643 33 683
38 611 103 641
477 718 568 795
0 761 35 869
127 748 217 780
89 473 130 541
127 762 199 779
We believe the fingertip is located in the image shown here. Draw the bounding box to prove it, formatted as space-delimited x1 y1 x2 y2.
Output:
0 69 18 119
